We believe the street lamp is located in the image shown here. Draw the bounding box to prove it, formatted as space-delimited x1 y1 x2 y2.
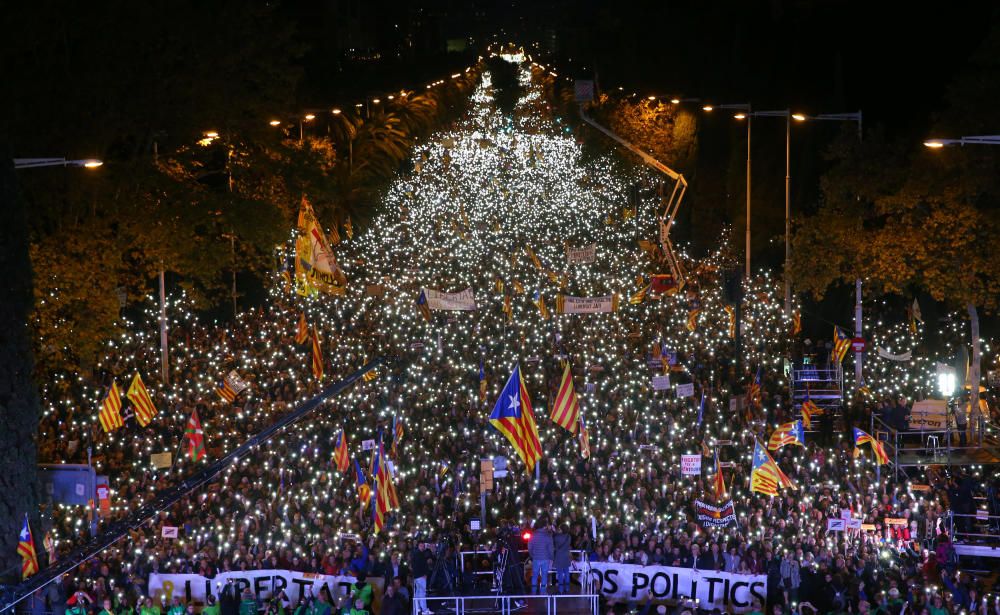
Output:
796 111 863 142
14 158 103 169
924 135 1000 148
705 103 752 278
299 113 315 143
735 109 794 315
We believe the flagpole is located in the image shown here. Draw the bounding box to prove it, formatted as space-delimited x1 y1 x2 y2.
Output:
159 268 170 385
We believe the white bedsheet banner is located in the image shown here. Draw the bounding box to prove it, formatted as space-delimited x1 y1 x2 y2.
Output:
587 563 766 612
423 287 477 311
149 570 382 605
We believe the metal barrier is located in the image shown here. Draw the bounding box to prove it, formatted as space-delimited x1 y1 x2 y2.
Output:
418 593 599 615
871 412 999 480
947 511 1000 552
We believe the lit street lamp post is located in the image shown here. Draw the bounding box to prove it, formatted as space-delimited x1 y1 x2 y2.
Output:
14 158 103 169
923 132 1000 433
924 135 1000 147
704 103 752 279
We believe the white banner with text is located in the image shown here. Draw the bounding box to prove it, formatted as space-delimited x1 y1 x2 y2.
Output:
149 570 383 606
587 563 766 612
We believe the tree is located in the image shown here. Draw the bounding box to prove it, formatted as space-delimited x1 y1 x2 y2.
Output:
792 20 1000 399
0 157 41 583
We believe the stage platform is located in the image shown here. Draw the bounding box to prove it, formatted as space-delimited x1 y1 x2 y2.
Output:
423 592 598 615
894 446 1000 467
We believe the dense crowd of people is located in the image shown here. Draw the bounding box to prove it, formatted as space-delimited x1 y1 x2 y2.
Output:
23 59 1000 615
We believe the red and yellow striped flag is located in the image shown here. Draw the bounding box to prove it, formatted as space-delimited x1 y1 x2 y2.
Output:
549 362 580 433
294 312 309 344
126 373 158 427
333 429 350 473
98 381 124 433
711 452 727 500
310 326 323 381
800 398 823 430
18 514 39 579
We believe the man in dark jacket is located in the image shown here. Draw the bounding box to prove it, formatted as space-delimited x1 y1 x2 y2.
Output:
379 585 405 615
410 543 430 615
553 525 572 594
219 582 240 615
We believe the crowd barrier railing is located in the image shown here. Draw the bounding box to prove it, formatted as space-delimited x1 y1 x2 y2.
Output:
418 592 599 615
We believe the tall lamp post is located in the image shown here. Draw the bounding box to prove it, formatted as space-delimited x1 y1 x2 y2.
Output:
703 103 752 278
732 109 801 316
924 132 1000 433
14 158 103 169
924 135 1000 147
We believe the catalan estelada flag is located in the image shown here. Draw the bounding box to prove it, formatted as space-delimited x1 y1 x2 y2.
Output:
767 420 805 451
800 398 823 429
294 312 309 345
750 440 795 496
333 429 350 473
833 326 851 364
216 379 237 402
791 311 802 336
416 290 432 322
549 361 580 433
489 364 543 472
711 452 727 500
853 428 889 465
354 459 371 510
126 373 158 427
184 409 206 462
310 326 323 381
18 514 38 579
98 381 124 433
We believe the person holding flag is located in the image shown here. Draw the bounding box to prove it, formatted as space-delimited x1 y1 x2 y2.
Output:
853 428 889 465
549 361 580 433
184 409 206 462
750 440 795 496
711 452 727 500
17 513 39 579
354 459 371 511
98 381 124 433
333 429 350 473
767 420 805 451
489 364 542 472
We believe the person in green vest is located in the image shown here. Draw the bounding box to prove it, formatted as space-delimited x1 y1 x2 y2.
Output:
115 596 136 615
99 598 115 615
66 592 92 615
349 574 373 613
139 596 160 615
166 597 185 615
306 588 331 615
239 589 258 615
202 595 221 615
347 599 366 615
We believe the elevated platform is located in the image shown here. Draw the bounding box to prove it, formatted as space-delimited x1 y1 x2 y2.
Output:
792 367 842 413
894 447 1000 467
